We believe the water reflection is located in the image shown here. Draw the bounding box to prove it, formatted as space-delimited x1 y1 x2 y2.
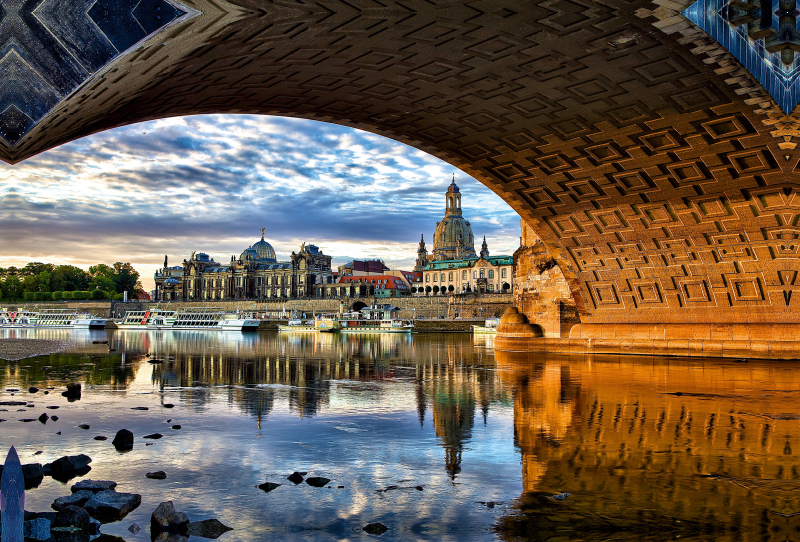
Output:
0 329 518 541
494 350 800 542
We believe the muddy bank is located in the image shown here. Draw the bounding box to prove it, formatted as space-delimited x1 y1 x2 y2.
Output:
0 339 72 361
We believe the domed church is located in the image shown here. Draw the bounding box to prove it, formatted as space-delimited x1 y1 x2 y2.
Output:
414 177 513 295
155 230 333 301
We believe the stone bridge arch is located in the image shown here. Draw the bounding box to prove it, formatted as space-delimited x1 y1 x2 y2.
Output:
7 0 800 348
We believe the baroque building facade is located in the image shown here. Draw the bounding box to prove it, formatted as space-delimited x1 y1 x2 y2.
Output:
415 178 513 295
154 232 333 301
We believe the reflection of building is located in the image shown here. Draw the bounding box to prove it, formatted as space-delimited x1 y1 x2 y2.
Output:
154 233 334 301
495 350 800 539
415 178 513 294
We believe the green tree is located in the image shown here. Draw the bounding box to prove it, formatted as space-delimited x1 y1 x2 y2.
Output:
52 291 62 301
425 285 431 295
4 275 22 301
433 285 439 294
89 276 115 292
448 285 454 293
23 291 34 301
90 290 108 300
51 266 90 291
61 291 74 300
21 262 54 277
112 262 141 295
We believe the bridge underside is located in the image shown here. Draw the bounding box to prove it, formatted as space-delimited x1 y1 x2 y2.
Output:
8 0 800 354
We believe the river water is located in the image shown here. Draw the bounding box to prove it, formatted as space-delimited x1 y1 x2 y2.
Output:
0 329 798 542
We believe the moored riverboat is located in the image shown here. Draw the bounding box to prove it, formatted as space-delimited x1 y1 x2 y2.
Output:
1 308 107 328
277 319 317 332
472 317 500 334
337 305 414 333
115 307 259 331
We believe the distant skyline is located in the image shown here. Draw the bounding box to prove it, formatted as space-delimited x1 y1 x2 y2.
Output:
0 115 521 291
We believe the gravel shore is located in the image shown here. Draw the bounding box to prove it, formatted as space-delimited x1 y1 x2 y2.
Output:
0 339 72 361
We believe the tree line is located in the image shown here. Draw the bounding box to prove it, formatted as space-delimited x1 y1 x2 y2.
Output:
0 262 143 302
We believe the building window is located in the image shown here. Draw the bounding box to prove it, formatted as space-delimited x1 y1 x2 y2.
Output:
440 273 445 282
433 275 437 282
488 270 494 279
501 269 507 278
448 272 453 281
488 284 494 291
462 271 467 280
480 270 485 279
426 274 429 283
473 271 478 279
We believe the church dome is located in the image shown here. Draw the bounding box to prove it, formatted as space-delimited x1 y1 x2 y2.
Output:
240 247 261 261
250 235 277 262
433 217 475 258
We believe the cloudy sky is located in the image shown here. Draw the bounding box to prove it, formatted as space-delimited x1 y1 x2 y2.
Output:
0 115 521 290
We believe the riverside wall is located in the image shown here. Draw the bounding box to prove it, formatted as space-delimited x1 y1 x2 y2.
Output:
135 294 513 320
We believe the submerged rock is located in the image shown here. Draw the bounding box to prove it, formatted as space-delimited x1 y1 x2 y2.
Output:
70 480 116 493
52 490 94 511
151 501 189 534
112 429 134 451
38 413 48 424
83 490 141 522
128 523 141 534
146 471 167 480
143 433 163 439
362 522 388 535
54 505 91 530
23 517 51 540
286 472 304 484
305 477 330 488
186 519 233 539
62 383 81 400
257 482 281 493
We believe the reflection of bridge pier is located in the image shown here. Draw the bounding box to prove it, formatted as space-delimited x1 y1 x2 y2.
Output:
495 350 800 540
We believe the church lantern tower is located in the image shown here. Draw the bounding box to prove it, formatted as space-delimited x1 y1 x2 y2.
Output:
432 175 476 261
415 234 429 271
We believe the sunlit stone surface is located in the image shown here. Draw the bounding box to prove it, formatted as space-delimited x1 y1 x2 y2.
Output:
0 0 186 145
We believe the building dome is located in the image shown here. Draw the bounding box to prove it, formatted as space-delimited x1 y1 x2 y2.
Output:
164 278 180 285
240 247 261 261
432 176 476 261
433 217 475 258
250 234 277 262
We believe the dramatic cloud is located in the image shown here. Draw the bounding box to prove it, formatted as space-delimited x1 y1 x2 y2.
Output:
0 115 520 289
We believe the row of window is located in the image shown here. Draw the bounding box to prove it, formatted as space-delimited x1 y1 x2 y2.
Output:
425 268 506 282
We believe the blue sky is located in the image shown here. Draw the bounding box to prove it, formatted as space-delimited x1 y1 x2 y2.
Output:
0 115 520 290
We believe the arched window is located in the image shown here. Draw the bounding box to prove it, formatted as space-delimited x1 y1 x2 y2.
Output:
479 270 485 279
433 275 437 282
462 271 467 280
448 272 453 281
440 273 445 282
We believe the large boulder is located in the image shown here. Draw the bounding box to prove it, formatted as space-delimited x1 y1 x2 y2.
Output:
70 480 116 493
62 383 81 400
23 518 51 540
52 490 94 511
83 490 141 523
112 429 134 451
44 455 92 483
151 501 189 535
53 505 91 531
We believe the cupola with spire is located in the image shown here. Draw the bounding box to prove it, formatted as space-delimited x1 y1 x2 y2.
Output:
415 234 429 271
432 174 476 261
480 236 489 258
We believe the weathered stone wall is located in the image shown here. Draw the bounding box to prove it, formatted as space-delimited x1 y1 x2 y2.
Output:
512 219 580 338
138 295 512 321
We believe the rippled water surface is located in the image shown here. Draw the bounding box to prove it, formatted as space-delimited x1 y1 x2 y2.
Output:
0 328 798 542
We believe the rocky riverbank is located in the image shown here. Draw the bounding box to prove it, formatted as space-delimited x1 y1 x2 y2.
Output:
0 339 72 361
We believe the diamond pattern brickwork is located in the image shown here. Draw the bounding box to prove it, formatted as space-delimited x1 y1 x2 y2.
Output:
7 0 800 325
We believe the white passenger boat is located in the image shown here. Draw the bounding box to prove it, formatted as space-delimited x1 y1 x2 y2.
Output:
115 307 259 331
337 305 413 333
472 317 500 334
277 319 317 332
0 308 107 328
